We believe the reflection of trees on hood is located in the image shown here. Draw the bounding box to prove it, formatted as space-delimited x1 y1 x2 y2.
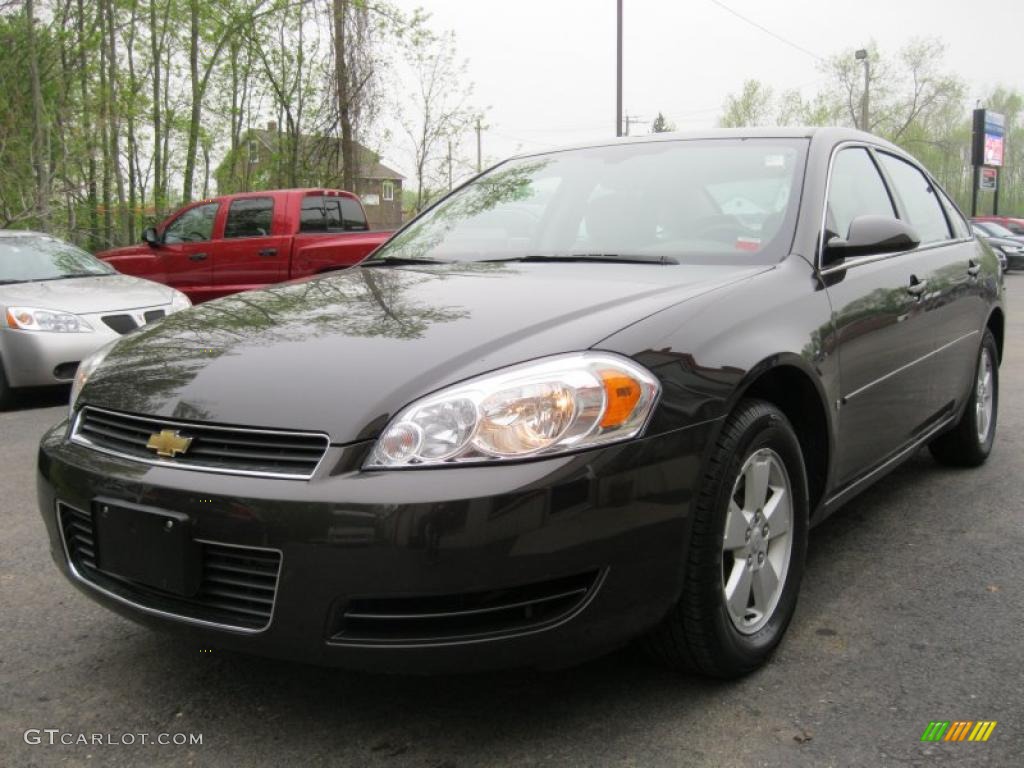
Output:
379 159 553 261
86 264 507 413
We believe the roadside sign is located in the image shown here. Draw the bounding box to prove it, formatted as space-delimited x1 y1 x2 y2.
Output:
980 167 998 191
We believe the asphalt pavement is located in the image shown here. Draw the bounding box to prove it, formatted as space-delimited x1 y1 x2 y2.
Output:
2 276 1022 768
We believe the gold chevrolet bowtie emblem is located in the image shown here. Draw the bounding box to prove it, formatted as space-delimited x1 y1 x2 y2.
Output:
146 429 193 458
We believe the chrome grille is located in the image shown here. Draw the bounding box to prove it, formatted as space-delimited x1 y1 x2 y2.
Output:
72 407 329 479
57 503 281 632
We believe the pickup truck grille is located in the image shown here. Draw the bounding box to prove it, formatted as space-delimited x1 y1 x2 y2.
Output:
58 502 281 632
72 406 329 479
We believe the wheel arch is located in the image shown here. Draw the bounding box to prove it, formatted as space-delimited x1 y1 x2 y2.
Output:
720 355 833 518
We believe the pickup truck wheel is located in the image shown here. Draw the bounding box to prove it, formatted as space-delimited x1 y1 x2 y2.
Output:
645 399 809 678
929 329 998 467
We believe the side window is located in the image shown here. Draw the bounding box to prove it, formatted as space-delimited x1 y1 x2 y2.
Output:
300 195 328 232
224 197 273 239
300 195 368 233
876 153 951 244
936 188 969 239
163 203 219 243
340 198 368 231
826 147 895 241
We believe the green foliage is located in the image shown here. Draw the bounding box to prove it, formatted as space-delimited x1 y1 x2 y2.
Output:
651 112 675 133
718 40 1022 214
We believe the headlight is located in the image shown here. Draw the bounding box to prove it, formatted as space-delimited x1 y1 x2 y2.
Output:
366 352 660 468
70 340 118 416
5 306 93 333
169 291 192 313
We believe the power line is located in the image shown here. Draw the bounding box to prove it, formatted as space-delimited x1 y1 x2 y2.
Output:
706 0 823 62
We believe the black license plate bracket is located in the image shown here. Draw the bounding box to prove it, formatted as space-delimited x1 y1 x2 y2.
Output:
93 500 201 596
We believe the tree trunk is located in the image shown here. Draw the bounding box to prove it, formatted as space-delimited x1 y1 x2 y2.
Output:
149 0 163 217
77 0 99 249
25 0 51 229
333 0 355 192
105 0 128 244
182 0 201 203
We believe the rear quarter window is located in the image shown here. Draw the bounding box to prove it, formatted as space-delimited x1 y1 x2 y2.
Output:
876 153 951 244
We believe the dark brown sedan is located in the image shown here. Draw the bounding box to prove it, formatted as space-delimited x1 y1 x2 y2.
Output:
38 128 1003 677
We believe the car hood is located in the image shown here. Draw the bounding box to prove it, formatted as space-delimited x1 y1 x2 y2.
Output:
82 261 766 442
0 274 175 314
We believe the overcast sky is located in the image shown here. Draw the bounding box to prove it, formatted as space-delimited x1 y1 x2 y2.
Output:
384 0 1022 181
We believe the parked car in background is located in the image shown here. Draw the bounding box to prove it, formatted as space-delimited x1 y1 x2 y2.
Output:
41 128 1003 678
972 215 1024 236
95 189 394 304
971 223 1024 271
1 231 190 408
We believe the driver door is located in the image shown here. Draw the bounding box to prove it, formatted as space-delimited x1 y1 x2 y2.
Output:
158 202 220 299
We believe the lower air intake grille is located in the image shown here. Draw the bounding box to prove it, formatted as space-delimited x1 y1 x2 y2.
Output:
143 309 166 323
72 407 329 479
102 314 138 334
331 570 602 645
58 503 281 631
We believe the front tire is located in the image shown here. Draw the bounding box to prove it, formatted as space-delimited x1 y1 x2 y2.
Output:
646 399 809 678
929 329 999 467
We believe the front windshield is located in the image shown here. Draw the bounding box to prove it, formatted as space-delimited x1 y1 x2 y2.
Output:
370 138 808 265
0 235 114 284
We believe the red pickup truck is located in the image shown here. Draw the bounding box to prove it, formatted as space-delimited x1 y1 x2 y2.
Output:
96 189 393 303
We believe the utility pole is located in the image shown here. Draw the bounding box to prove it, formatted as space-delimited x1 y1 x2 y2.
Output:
623 114 643 137
855 49 870 131
616 0 623 137
447 139 453 190
475 118 482 173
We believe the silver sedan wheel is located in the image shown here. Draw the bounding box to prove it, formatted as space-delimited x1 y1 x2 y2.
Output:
722 448 794 635
975 347 994 444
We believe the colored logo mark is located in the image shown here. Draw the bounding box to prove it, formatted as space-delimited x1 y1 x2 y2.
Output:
921 721 997 742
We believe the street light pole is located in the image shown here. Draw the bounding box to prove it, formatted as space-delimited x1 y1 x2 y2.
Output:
616 0 623 137
855 49 869 131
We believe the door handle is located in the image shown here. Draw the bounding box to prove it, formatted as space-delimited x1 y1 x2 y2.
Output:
258 248 278 257
189 252 208 262
967 260 981 277
906 275 928 297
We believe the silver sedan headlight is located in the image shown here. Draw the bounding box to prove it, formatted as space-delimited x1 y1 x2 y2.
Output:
366 352 660 468
5 306 93 333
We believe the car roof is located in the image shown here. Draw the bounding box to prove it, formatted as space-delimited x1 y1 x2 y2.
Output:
508 126 903 160
0 229 54 239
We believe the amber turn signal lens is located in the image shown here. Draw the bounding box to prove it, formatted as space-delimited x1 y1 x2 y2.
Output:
599 370 642 428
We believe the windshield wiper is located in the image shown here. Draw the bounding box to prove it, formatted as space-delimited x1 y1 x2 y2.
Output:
482 253 679 265
361 256 450 267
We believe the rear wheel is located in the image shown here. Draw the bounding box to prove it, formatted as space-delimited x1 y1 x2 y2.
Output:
929 329 998 467
646 399 809 678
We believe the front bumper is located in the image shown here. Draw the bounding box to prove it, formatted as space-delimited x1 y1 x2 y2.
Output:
1 304 174 388
38 418 713 672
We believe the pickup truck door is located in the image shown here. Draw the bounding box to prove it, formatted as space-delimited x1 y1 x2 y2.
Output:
158 202 219 299
213 196 289 297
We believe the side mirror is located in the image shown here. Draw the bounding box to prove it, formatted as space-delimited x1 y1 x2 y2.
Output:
142 227 161 247
824 215 920 265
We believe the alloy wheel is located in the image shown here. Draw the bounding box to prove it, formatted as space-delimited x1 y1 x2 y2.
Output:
721 448 794 634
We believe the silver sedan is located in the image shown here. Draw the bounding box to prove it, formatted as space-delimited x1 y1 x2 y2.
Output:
1 231 191 407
